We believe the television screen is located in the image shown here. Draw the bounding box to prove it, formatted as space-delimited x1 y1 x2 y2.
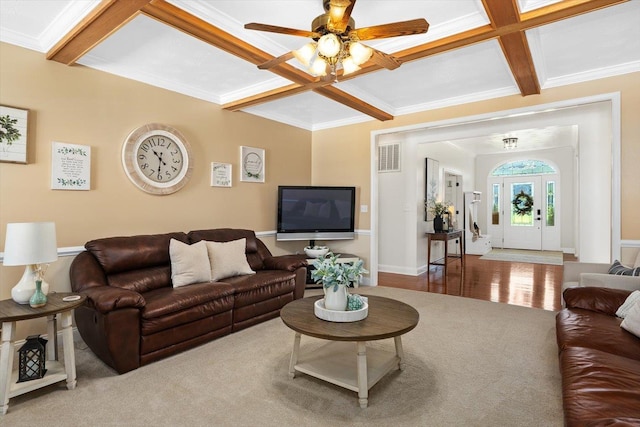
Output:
277 186 356 242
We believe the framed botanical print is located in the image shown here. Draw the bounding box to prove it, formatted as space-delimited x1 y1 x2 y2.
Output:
0 105 29 164
240 146 265 183
211 162 232 187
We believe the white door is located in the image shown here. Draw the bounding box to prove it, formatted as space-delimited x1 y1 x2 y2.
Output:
503 176 542 250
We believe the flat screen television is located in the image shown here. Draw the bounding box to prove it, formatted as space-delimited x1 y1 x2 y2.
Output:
277 186 356 243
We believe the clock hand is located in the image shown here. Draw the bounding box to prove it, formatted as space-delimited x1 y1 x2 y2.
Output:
152 150 167 166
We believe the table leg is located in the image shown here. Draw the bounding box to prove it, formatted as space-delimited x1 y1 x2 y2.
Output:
288 333 301 379
459 232 465 267
356 342 368 408
0 321 16 415
60 311 77 390
443 237 449 277
394 336 406 371
46 314 58 361
427 236 432 283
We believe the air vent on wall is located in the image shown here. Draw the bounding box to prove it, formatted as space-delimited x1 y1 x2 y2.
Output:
378 143 400 173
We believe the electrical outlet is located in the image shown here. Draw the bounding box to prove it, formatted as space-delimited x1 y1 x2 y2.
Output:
360 205 368 213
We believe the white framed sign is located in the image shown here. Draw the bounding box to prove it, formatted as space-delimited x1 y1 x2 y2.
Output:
240 146 264 183
51 142 91 190
211 162 232 187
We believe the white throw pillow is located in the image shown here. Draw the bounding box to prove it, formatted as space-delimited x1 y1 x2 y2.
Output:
621 301 640 338
634 251 640 268
169 239 212 288
205 238 255 282
616 290 640 318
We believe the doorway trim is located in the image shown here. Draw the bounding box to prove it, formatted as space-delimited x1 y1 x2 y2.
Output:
369 92 621 286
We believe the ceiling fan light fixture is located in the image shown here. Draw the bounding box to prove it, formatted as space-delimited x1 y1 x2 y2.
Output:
328 0 349 21
293 42 317 67
317 33 342 58
503 137 518 149
349 41 372 65
342 56 360 75
310 57 328 76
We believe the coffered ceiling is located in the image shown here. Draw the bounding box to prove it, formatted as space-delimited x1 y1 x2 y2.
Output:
1 0 638 131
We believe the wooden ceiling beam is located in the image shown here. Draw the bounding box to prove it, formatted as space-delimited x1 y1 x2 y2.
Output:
47 0 152 65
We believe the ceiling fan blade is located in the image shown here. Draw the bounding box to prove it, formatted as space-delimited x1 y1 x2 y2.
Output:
349 18 429 41
257 52 295 70
369 48 401 70
245 23 320 39
328 0 356 33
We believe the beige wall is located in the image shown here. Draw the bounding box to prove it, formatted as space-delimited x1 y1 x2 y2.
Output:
312 72 640 261
0 43 312 305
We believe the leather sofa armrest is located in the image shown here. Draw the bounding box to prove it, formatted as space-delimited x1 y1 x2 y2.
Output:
81 286 146 315
563 286 632 315
263 255 308 272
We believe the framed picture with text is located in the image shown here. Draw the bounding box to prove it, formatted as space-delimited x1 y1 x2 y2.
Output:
0 105 29 164
211 162 232 187
240 146 265 183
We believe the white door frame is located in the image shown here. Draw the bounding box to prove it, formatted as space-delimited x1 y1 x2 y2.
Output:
369 93 621 286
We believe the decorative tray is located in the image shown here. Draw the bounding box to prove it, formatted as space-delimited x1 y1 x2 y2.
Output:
314 298 368 322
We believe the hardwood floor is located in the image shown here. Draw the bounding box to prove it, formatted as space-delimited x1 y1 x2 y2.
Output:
378 253 576 312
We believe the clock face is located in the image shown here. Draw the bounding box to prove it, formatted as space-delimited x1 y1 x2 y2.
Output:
122 124 193 195
136 134 184 183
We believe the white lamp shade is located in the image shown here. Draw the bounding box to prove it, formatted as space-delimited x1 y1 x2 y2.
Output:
349 42 373 65
342 57 361 75
317 33 342 58
3 222 58 266
310 57 328 76
293 42 317 67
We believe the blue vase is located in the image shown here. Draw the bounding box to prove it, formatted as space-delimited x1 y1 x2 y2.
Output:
29 280 47 308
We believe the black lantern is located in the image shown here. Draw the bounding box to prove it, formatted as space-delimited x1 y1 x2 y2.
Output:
18 335 47 382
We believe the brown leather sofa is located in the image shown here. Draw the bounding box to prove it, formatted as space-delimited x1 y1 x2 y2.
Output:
556 287 640 426
70 228 306 374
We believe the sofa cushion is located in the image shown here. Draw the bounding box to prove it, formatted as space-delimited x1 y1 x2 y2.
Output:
608 260 640 276
107 265 171 294
188 229 265 270
142 282 235 320
616 290 640 318
205 238 255 281
169 239 211 287
556 308 640 361
86 232 189 275
223 270 296 308
559 347 640 424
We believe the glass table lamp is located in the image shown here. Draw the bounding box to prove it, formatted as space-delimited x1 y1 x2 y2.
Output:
3 222 58 304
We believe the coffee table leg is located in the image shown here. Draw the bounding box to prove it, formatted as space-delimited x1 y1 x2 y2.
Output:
356 342 368 408
394 336 406 371
0 321 16 415
288 333 301 379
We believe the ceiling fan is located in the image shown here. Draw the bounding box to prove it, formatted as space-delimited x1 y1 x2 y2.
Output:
244 0 429 81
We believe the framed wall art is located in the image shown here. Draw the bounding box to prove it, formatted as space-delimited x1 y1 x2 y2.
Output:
0 105 29 164
240 146 265 183
51 142 91 190
211 162 232 187
424 157 440 221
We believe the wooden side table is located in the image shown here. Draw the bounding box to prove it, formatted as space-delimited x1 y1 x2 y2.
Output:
0 292 86 415
426 230 465 278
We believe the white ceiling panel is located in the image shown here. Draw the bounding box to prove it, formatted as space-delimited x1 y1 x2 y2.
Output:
77 15 291 104
528 1 640 88
340 40 519 116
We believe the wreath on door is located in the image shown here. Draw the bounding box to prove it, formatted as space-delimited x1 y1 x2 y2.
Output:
512 190 534 216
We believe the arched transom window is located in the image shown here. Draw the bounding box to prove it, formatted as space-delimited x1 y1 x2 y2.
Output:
491 159 556 176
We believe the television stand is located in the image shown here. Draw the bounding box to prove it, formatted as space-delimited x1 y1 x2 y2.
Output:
299 253 361 288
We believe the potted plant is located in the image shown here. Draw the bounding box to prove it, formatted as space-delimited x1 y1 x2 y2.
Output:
311 252 368 311
425 198 451 232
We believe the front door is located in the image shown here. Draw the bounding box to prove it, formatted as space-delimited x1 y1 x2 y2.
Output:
503 176 542 250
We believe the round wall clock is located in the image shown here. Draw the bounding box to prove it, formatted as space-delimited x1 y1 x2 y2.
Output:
121 123 193 195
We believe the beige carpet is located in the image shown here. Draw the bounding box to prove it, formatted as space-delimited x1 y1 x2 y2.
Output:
480 248 564 265
4 287 563 426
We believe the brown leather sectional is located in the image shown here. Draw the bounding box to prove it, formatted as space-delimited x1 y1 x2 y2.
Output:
556 287 640 426
70 228 307 374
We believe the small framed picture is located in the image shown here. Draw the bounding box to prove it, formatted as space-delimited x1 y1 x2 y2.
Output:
211 162 232 187
0 105 29 164
51 142 91 190
240 146 265 183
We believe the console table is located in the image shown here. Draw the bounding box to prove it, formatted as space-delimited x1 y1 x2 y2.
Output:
0 293 86 415
426 230 464 278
